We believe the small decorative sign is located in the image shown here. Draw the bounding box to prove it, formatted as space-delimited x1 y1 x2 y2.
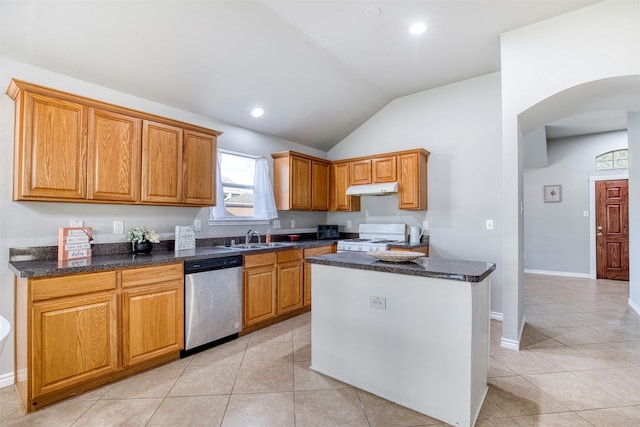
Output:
58 227 92 260
175 226 196 251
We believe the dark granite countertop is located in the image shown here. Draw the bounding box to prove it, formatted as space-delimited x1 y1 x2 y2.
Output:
306 252 495 283
9 240 338 278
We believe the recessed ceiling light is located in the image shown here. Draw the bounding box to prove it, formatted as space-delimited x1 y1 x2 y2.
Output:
364 7 381 18
408 22 427 35
251 107 264 118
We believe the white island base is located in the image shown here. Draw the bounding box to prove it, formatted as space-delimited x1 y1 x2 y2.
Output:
310 264 491 427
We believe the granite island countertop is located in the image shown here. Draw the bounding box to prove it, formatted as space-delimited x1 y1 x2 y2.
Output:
306 251 495 282
9 240 339 278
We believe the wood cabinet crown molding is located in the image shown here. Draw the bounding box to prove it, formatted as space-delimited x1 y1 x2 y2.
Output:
7 79 222 137
7 79 221 207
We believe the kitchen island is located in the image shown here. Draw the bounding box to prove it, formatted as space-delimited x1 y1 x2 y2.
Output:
306 252 495 427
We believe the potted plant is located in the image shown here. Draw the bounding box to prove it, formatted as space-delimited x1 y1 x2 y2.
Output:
127 226 160 253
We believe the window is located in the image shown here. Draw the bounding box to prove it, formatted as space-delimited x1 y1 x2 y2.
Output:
210 149 277 222
596 149 628 170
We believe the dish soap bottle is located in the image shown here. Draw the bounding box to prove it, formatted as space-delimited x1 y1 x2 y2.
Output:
266 229 271 243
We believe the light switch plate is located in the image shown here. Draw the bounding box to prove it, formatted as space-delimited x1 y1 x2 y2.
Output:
193 219 201 231
70 219 83 227
486 219 494 231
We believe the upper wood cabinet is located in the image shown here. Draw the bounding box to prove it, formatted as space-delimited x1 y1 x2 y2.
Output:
183 130 217 205
350 159 372 185
88 109 141 202
349 155 397 186
7 79 221 207
372 156 397 183
330 161 360 212
141 121 184 204
272 151 330 211
398 150 429 210
12 91 88 200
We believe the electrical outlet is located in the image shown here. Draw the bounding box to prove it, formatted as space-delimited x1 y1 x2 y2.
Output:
113 220 124 234
347 220 352 229
422 221 429 230
369 296 386 310
583 210 589 217
486 219 494 231
70 219 83 227
291 220 296 229
273 219 281 229
193 219 201 231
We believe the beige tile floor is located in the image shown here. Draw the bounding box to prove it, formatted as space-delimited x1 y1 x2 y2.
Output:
1 273 639 426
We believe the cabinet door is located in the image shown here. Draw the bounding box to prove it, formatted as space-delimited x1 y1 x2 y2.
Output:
311 160 330 211
350 159 372 185
122 280 184 367
372 156 397 183
291 156 312 210
398 152 428 210
141 121 183 204
303 245 335 306
87 109 141 202
32 293 118 397
277 261 303 314
330 162 360 212
183 130 216 205
243 265 277 327
15 92 87 200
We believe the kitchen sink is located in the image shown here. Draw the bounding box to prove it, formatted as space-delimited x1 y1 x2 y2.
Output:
258 242 293 248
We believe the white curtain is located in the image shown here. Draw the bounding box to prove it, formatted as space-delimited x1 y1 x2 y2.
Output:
211 152 277 220
253 157 278 220
211 150 226 219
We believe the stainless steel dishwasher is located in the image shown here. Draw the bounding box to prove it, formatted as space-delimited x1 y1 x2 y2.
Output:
182 255 243 356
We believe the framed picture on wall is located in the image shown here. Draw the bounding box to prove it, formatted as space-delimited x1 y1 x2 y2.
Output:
543 185 562 203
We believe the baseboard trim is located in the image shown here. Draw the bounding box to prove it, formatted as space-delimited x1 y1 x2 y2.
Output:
630 298 640 316
0 371 14 388
524 269 591 279
500 314 526 351
490 311 503 321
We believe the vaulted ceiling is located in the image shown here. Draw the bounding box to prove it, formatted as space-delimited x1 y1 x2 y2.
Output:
1 0 608 151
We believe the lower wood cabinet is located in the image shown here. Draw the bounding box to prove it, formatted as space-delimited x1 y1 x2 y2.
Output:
243 253 278 327
243 249 304 332
14 263 184 413
276 250 304 314
121 263 184 367
303 244 336 306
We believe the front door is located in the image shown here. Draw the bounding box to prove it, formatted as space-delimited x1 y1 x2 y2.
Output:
596 179 629 280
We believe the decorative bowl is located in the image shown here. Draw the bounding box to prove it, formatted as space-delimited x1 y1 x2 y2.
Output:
367 250 425 263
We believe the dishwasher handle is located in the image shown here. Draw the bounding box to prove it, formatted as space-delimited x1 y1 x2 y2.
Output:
184 255 243 274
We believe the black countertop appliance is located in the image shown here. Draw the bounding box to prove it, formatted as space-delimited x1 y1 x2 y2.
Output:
317 224 339 240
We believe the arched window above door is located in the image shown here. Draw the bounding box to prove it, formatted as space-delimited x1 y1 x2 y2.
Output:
596 149 628 170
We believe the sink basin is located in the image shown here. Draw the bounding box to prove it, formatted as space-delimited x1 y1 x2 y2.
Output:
0 315 10 355
229 243 263 249
258 242 293 248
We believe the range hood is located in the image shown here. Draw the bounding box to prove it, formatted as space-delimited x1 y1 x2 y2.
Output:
345 182 398 196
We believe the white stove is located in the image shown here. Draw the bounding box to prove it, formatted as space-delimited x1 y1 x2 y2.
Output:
337 223 407 252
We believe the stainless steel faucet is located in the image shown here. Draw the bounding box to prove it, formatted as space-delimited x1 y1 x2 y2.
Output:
245 229 261 244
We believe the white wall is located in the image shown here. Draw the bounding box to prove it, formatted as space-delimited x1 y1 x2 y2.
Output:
0 58 327 382
628 112 640 313
328 73 504 316
524 131 628 276
500 0 640 346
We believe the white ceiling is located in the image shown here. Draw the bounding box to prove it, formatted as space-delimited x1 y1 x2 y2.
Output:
0 0 607 151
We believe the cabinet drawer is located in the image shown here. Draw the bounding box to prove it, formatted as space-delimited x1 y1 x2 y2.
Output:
244 252 277 269
121 263 183 288
277 249 303 263
31 271 116 301
304 245 334 258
